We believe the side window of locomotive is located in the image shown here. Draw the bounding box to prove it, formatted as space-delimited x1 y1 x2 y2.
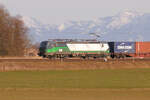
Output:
56 42 66 47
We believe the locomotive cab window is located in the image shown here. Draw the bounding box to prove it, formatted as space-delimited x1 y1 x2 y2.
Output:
40 41 48 48
47 42 55 49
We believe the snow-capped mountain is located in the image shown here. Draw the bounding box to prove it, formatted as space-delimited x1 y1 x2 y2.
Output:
21 10 150 43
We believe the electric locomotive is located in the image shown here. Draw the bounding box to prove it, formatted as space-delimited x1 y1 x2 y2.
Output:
38 39 110 59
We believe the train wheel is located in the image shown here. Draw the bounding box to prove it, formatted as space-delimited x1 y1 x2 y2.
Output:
80 56 86 59
43 55 46 58
48 55 53 59
93 56 97 59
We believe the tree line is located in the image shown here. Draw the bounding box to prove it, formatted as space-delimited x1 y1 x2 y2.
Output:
0 5 30 56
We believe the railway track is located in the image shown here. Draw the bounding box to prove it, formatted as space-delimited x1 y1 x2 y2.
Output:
0 57 150 62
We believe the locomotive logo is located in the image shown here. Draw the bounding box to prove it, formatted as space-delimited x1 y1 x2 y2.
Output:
117 46 132 49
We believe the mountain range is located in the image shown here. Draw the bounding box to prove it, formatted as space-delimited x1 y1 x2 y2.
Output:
21 10 150 43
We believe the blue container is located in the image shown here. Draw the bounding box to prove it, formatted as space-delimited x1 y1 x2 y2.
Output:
109 42 135 53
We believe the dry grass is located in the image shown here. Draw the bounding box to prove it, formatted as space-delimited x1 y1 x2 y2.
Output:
0 60 150 71
0 88 150 100
0 56 42 59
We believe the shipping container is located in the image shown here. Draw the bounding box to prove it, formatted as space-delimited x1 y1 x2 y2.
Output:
135 42 150 57
109 42 135 53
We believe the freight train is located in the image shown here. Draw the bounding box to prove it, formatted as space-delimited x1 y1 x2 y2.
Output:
38 39 150 59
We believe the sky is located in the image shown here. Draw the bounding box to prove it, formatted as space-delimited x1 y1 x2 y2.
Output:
0 0 150 25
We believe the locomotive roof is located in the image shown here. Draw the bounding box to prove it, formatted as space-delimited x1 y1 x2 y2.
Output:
48 39 99 42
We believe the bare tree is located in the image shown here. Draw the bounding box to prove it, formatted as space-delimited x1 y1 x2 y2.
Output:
0 5 30 56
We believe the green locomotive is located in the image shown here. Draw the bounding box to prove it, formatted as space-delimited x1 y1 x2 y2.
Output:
38 39 110 59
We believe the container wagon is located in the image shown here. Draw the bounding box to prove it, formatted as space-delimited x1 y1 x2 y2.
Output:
108 41 150 58
108 42 135 58
135 42 150 57
38 39 110 59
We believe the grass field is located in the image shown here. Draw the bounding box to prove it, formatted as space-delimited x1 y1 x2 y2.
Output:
1 69 150 100
1 69 150 88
